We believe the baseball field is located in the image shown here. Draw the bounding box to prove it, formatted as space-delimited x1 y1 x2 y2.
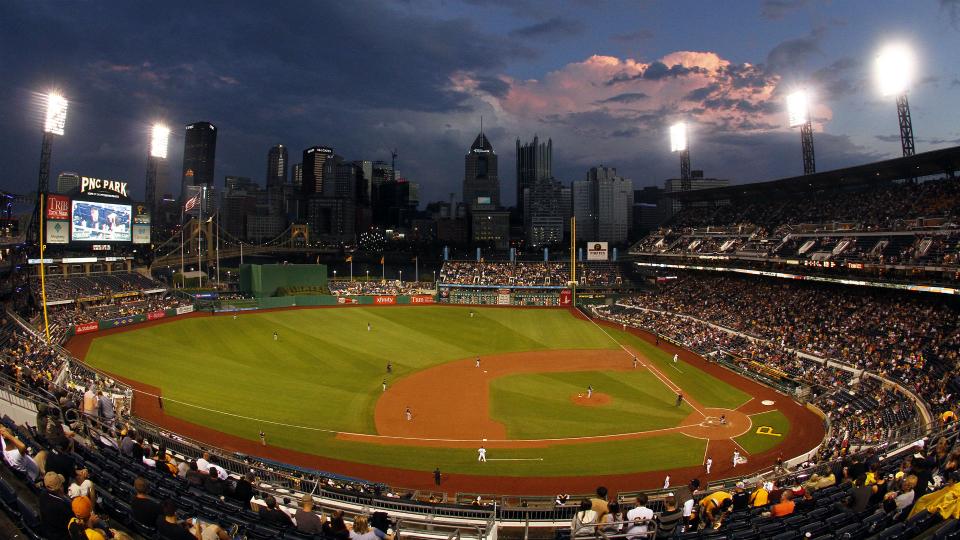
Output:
68 306 824 494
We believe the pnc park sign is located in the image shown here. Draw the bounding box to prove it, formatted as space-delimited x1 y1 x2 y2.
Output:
80 176 128 197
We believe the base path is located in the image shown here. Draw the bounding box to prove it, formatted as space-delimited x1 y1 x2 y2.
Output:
339 349 752 448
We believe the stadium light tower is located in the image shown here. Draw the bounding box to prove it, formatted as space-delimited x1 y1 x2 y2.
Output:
787 90 816 175
146 123 170 222
670 122 691 187
875 43 916 157
27 91 69 245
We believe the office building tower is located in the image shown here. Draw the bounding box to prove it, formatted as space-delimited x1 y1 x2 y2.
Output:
180 121 217 199
266 144 288 187
463 131 499 209
516 135 552 221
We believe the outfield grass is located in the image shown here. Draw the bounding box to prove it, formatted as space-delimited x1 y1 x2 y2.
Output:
734 410 792 454
83 306 772 476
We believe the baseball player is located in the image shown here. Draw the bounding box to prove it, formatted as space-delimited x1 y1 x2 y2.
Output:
732 451 741 468
259 430 266 446
273 331 278 341
405 407 412 421
386 361 393 374
478 446 487 462
663 475 671 489
673 353 678 363
676 392 683 407
587 385 593 398
632 355 638 368
367 322 371 332
475 356 481 368
382 379 387 392
705 457 713 474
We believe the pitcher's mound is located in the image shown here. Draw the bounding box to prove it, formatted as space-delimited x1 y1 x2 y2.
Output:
571 393 611 407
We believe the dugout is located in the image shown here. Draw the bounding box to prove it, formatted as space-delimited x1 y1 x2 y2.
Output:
239 263 328 298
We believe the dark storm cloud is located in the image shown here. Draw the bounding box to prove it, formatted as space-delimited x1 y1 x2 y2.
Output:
765 28 825 74
0 0 527 201
760 0 809 20
508 16 586 39
605 62 707 86
610 30 655 44
596 92 650 104
810 58 863 99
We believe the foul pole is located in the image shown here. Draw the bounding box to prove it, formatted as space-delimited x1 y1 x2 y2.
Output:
570 217 577 306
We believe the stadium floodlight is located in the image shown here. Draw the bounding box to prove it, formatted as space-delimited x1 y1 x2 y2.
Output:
786 90 810 128
44 92 68 136
150 124 170 158
875 43 917 157
875 43 914 97
669 122 688 152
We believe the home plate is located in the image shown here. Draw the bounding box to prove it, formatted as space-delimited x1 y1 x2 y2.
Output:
483 370 488 373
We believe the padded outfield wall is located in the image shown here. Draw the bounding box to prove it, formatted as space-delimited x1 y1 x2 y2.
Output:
239 263 328 298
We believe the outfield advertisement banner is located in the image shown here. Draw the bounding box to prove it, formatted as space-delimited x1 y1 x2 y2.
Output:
373 295 396 305
75 322 99 335
46 220 70 244
409 295 435 304
100 314 146 330
587 241 609 261
147 310 166 320
337 297 358 304
560 289 572 305
176 305 195 315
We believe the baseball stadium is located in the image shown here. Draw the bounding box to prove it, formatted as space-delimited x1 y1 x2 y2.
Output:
2 6 960 539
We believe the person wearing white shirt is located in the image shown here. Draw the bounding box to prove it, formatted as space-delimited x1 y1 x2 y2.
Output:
1 427 40 482
196 451 212 472
68 468 96 501
625 493 654 539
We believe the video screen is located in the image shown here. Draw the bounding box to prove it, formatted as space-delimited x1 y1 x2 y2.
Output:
71 200 132 242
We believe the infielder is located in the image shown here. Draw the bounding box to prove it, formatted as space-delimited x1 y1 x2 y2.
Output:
673 353 678 363
405 407 412 421
705 457 713 474
632 356 638 368
382 379 387 392
478 446 487 462
732 451 741 468
475 356 481 368
587 385 593 398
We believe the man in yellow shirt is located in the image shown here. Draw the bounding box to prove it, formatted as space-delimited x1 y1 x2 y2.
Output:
749 483 769 507
699 490 732 528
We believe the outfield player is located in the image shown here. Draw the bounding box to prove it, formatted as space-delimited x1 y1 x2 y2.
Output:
382 379 387 392
273 331 278 341
386 361 393 374
259 430 266 446
367 322 371 332
478 446 486 462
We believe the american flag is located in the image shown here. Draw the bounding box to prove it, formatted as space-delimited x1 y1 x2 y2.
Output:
184 193 200 213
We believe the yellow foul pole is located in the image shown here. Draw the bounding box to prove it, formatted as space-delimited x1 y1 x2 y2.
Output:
39 196 51 343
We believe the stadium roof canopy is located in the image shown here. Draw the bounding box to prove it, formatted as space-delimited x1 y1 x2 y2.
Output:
670 145 960 202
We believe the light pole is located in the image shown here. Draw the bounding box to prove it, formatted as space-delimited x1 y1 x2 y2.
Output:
146 124 170 231
34 91 68 343
333 270 337 280
366 270 370 281
875 43 916 157
787 90 816 175
399 270 403 283
669 122 691 188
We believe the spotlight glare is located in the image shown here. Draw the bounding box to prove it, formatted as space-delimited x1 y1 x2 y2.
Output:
669 122 687 152
44 92 68 135
787 90 810 127
876 43 914 97
150 124 170 158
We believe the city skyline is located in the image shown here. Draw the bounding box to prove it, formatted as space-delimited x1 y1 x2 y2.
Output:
1 1 959 206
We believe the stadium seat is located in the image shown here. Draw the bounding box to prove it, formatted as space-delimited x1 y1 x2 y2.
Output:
932 519 960 539
16 497 43 540
834 522 865 539
797 522 827 537
284 531 318 540
771 531 800 540
868 522 905 539
0 478 19 518
729 529 758 540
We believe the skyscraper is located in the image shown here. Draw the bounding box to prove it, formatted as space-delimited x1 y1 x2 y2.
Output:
56 171 80 194
516 136 552 220
463 131 500 209
180 121 217 199
266 144 288 187
292 163 303 188
573 166 633 244
301 146 334 196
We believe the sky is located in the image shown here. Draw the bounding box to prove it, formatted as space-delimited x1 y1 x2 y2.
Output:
1 0 959 207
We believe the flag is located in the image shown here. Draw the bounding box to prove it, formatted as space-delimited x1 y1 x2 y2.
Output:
380 256 385 265
184 193 200 213
346 256 353 263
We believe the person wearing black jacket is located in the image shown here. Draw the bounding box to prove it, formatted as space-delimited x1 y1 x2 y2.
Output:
233 472 254 505
38 471 72 540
